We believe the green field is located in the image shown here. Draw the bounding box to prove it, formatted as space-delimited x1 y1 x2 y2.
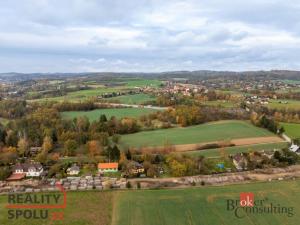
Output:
61 107 158 121
113 179 300 225
0 180 299 225
268 99 300 110
32 87 125 102
202 100 238 108
30 79 162 103
280 122 300 139
184 142 288 158
124 79 162 88
0 191 112 225
107 93 155 104
279 79 300 85
120 120 275 147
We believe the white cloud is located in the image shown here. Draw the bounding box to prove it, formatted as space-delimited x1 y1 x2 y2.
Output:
0 0 300 72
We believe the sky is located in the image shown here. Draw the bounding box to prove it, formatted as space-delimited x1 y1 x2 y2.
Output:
0 0 300 73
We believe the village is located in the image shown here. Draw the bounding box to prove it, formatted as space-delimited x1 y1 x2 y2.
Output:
0 142 299 194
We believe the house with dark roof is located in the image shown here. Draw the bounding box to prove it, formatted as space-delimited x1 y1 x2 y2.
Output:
232 153 248 171
12 162 44 177
67 165 80 176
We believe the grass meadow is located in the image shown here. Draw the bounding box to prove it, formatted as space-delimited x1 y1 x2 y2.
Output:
0 191 113 225
0 179 298 225
120 120 276 147
107 93 155 104
280 122 300 139
268 99 300 110
113 179 300 225
183 142 289 158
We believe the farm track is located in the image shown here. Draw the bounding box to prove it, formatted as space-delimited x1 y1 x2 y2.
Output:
133 136 286 152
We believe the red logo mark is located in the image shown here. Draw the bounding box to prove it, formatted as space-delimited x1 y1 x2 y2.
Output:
51 212 64 220
240 192 254 207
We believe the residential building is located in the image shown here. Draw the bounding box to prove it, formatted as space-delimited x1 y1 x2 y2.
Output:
98 163 118 173
12 162 44 177
67 165 80 176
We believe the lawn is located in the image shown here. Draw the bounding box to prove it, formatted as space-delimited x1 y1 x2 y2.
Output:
280 122 300 139
30 79 162 103
113 179 300 225
0 191 113 225
61 107 158 121
32 87 127 102
124 79 163 88
202 100 238 108
268 99 300 110
183 142 289 158
120 120 275 147
107 93 155 104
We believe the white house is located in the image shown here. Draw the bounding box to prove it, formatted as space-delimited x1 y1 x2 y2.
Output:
67 165 80 176
289 144 300 154
13 163 44 177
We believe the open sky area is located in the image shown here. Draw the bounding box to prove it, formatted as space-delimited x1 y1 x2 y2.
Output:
1 0 300 72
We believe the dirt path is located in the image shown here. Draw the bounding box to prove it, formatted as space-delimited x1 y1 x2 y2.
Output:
136 136 286 152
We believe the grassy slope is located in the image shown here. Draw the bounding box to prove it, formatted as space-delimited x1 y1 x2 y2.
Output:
268 99 300 110
124 79 162 88
121 120 275 147
31 87 125 102
61 108 158 121
183 142 289 158
30 79 162 103
113 179 300 225
107 93 155 104
280 122 300 139
0 191 112 225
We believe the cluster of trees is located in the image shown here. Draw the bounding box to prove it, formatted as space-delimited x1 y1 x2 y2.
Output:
273 149 300 166
145 105 249 127
0 100 26 118
250 112 283 134
0 106 139 166
275 92 300 101
255 106 300 124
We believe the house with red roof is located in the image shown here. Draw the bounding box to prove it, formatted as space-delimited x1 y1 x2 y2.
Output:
98 163 118 173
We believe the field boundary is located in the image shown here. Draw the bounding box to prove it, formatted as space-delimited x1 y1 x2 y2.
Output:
132 136 286 152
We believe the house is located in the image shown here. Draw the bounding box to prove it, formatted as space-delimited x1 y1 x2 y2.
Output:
12 162 44 177
98 163 118 173
289 144 300 154
67 165 80 176
128 161 144 175
232 153 248 171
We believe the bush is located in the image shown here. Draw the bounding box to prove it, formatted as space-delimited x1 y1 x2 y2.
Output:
126 181 132 189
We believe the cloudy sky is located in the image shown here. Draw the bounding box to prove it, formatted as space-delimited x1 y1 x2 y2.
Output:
0 0 300 73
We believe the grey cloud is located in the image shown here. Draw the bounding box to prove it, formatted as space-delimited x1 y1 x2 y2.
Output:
0 0 300 72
